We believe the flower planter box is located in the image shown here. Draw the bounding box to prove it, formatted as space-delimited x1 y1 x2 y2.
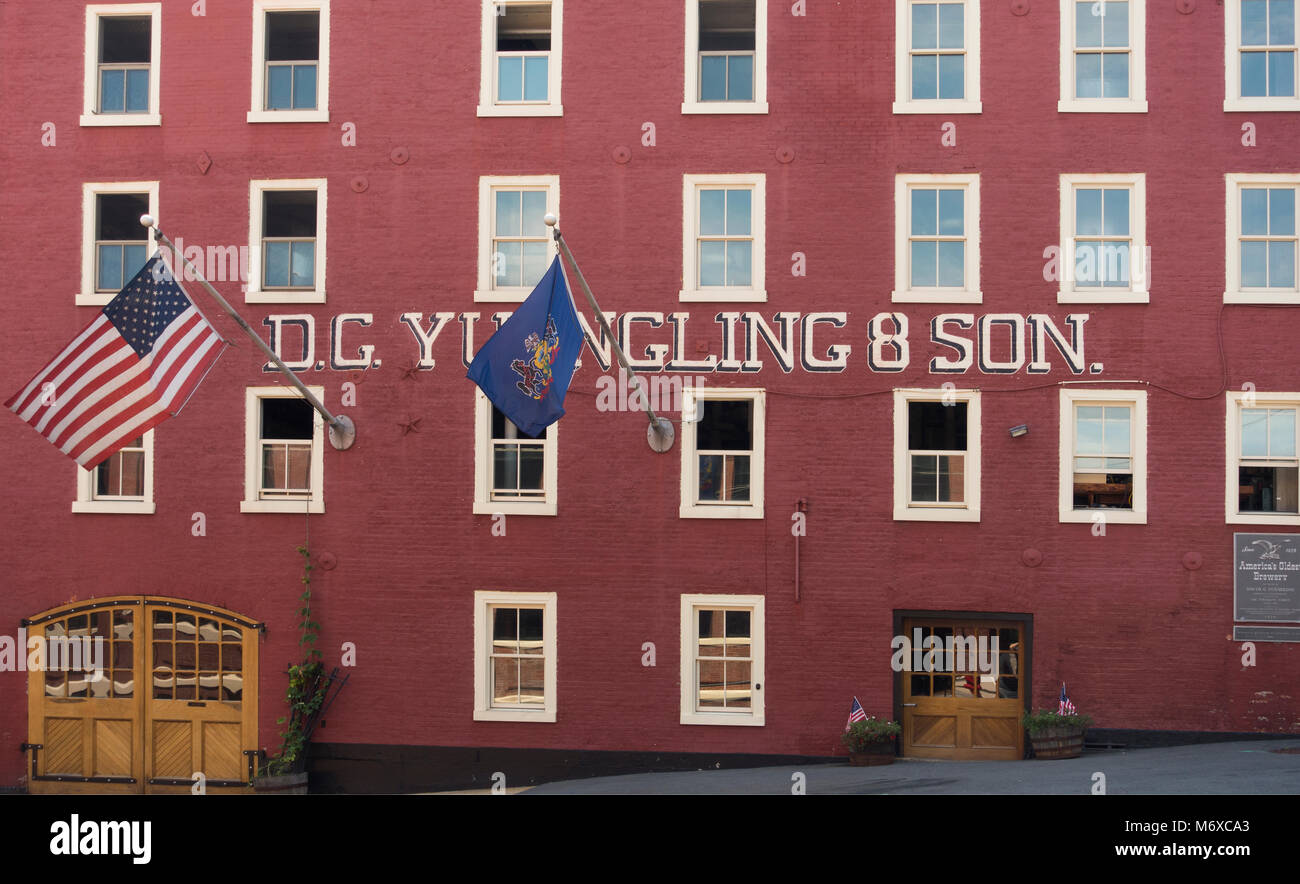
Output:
1029 726 1085 760
253 772 309 794
848 742 896 766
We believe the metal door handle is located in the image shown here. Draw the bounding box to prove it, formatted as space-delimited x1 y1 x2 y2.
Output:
902 703 918 707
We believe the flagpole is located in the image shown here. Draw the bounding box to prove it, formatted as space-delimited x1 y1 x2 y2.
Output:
140 215 356 450
544 214 675 453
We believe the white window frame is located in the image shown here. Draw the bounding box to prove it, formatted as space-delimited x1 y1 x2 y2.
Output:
246 178 327 304
680 173 766 303
241 386 325 514
683 0 769 114
893 388 981 522
78 181 159 307
477 0 564 117
1058 0 1147 113
1225 391 1300 526
679 593 765 726
893 0 981 114
680 387 765 519
893 174 981 304
473 590 557 722
1058 388 1147 525
80 3 162 127
474 175 560 304
1225 0 1300 112
473 389 558 516
248 0 330 123
1225 173 1300 304
72 429 155 514
1058 173 1148 303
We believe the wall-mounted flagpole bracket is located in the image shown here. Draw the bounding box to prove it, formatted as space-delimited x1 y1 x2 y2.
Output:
140 215 356 451
546 214 674 453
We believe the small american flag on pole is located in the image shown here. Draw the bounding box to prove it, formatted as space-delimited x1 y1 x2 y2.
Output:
1058 682 1076 716
846 696 867 731
6 254 226 468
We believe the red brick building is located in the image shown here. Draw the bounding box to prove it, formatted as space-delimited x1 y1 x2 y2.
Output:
1 0 1298 792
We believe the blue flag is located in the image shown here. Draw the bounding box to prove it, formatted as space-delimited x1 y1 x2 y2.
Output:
467 257 581 437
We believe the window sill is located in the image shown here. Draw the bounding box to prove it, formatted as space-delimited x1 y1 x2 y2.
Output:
241 498 325 514
680 711 765 726
1057 99 1148 114
476 104 564 118
71 500 156 515
1224 98 1300 113
473 288 531 304
679 288 767 303
246 109 329 124
76 291 117 307
1224 290 1300 305
893 506 980 523
892 99 982 115
891 289 983 305
245 288 326 305
1227 512 1300 526
473 707 556 723
681 100 769 115
474 500 557 517
1058 290 1150 304
680 503 764 520
1060 507 1145 525
80 113 161 127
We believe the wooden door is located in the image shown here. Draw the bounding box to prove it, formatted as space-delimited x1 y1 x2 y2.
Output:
25 597 260 794
900 618 1026 761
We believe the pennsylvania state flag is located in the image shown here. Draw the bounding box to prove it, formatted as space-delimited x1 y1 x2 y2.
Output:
467 256 581 436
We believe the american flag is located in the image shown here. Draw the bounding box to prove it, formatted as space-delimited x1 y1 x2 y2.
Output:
1058 682 1076 716
846 696 867 731
6 255 226 468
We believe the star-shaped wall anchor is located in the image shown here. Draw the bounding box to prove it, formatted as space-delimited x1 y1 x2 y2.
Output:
400 361 423 380
397 417 422 436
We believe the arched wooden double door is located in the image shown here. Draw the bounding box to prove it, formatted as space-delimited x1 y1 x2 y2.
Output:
24 596 260 794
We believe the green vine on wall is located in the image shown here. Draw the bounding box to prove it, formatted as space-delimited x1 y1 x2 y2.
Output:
264 545 329 776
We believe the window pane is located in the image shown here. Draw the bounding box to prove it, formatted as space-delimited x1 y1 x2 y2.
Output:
726 189 752 235
700 55 727 100
519 658 545 702
938 54 964 99
699 241 725 286
1076 407 1103 453
728 454 751 501
1076 189 1103 235
1242 241 1269 287
522 191 549 236
909 401 967 450
267 65 293 109
1271 408 1297 455
264 191 316 237
1242 408 1269 455
911 189 937 236
698 454 724 501
101 16 151 63
290 242 314 287
698 400 753 449
495 241 522 287
1243 189 1270 235
726 241 752 286
1102 190 1129 235
1242 52 1268 96
261 397 313 440
911 240 937 287
498 56 523 101
1103 2 1129 47
1076 2 1102 47
1270 0 1295 44
1243 0 1269 44
97 246 123 291
911 454 938 501
125 69 149 111
518 445 545 490
938 189 963 234
912 3 938 49
1271 188 1296 235
293 63 317 109
522 242 548 288
99 193 150 240
521 56 548 101
1103 407 1131 454
498 3 552 51
700 190 725 235
100 69 125 112
937 241 964 286
937 2 964 48
494 444 519 491
1240 466 1300 512
267 11 319 60
728 55 754 100
123 244 147 283
911 54 938 100
1270 241 1296 286
264 241 290 287
1075 53 1102 98
1268 50 1295 96
1102 52 1129 98
495 190 522 237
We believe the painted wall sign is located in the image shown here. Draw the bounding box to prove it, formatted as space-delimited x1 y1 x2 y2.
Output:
1233 533 1300 624
260 310 1097 377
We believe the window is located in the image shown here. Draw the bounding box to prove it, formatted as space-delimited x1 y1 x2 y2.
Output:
248 1 329 123
681 174 766 302
473 390 558 515
1058 388 1146 524
473 591 557 722
1058 174 1148 303
475 176 559 303
1225 0 1299 111
1226 174 1299 304
1226 392 1300 525
241 387 324 513
684 0 768 114
79 182 159 306
478 0 563 116
894 0 981 114
680 387 765 519
73 430 155 514
893 389 981 522
81 4 161 126
247 179 327 304
893 174 980 303
1058 1 1147 113
680 594 764 726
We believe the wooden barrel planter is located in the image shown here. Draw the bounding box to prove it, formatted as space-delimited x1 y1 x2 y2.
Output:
253 772 309 794
848 742 896 766
1029 727 1085 759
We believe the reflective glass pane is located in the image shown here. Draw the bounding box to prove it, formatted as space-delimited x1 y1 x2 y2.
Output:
1269 241 1296 286
1102 52 1129 98
1242 241 1269 287
727 454 751 501
701 55 727 100
698 660 725 706
293 63 316 108
1076 407 1103 452
498 56 523 101
523 56 548 101
522 191 548 236
728 55 753 100
912 3 938 49
493 444 519 490
1270 408 1297 456
1104 2 1129 47
1076 53 1102 98
1242 52 1268 96
495 241 522 287
1103 407 1131 454
519 658 544 702
1269 50 1295 96
267 65 292 108
1077 2 1102 47
124 244 147 283
519 607 544 648
1103 190 1130 235
699 241 725 286
938 2 964 48
911 189 937 236
496 190 522 237
492 607 517 651
101 69 125 112
522 242 548 287
264 241 290 287
98 245 123 291
938 189 963 234
1271 188 1296 235
911 54 938 99
1076 189 1103 235
938 54 964 99
937 241 964 286
518 445 544 490
725 661 751 707
726 189 752 235
1244 0 1269 44
726 241 752 286
699 190 726 235
290 242 314 287
911 241 937 287
698 454 723 500
1272 0 1296 43
912 454 938 501
125 69 149 111
1242 409 1269 455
